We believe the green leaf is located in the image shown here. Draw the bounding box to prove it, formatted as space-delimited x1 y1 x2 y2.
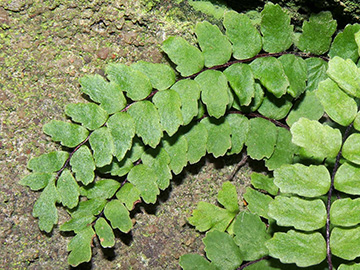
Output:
106 63 152 101
354 112 360 132
250 57 289 98
266 230 326 267
247 82 265 112
163 133 188 175
334 162 360 195
274 164 331 197
127 100 163 148
32 178 60 233
217 182 239 213
223 11 262 59
179 254 215 270
43 120 88 148
305 57 328 92
338 263 360 270
116 183 141 211
107 112 135 162
257 94 292 120
269 196 327 231
161 36 204 77
94 217 115 248
132 61 175 91
315 78 357 126
195 70 230 119
127 164 159 204
70 145 95 185
286 91 324 127
184 122 208 164
245 117 278 160
327 56 360 98
356 30 360 57
195 21 232 67
296 12 337 55
141 147 171 190
265 128 297 170
260 3 293 53
251 172 278 196
170 79 201 125
19 172 55 191
224 63 255 106
233 211 270 261
331 198 360 227
290 118 342 159
80 179 120 199
67 226 95 267
188 201 237 232
329 24 360 62
201 117 231 158
225 113 249 155
65 103 108 130
69 198 107 217
57 169 80 209
203 230 242 270
279 54 307 98
28 151 69 173
60 213 96 233
153 89 183 136
79 74 126 114
104 200 132 233
89 127 114 167
330 226 360 260
342 134 360 165
243 187 273 219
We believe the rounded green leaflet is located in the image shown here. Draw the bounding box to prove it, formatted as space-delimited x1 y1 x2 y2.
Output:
79 74 126 114
203 230 242 270
251 172 278 196
329 24 360 62
105 63 152 101
249 57 289 98
170 79 201 125
245 117 278 160
330 226 360 260
70 145 95 186
338 263 360 270
315 78 357 126
274 164 331 197
334 162 360 195
19 172 55 191
43 120 89 148
89 127 114 167
266 230 326 267
67 226 95 267
295 11 337 55
94 217 115 248
161 36 204 77
162 133 188 175
257 93 293 120
268 196 327 231
223 11 262 60
195 70 230 119
65 103 108 130
260 3 293 53
60 214 96 233
305 57 328 92
195 21 232 67
290 117 342 159
278 54 307 98
57 169 80 209
200 117 231 158
79 179 120 199
327 56 360 98
107 112 135 162
104 199 132 233
27 151 69 173
354 112 360 132
116 183 141 211
243 187 273 219
153 89 183 137
127 100 163 149
131 61 175 91
330 198 360 227
179 254 216 270
342 133 360 165
225 113 249 155
224 63 255 106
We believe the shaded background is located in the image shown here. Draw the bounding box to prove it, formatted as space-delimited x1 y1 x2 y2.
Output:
1 0 359 269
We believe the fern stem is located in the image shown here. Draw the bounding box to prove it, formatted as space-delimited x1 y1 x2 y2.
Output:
326 123 353 269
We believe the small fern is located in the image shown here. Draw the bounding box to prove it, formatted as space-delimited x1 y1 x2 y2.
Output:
20 2 360 269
